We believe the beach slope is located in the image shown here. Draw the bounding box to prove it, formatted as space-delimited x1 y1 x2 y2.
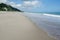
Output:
0 12 55 40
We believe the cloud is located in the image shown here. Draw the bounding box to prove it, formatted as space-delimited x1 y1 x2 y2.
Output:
0 0 42 10
8 2 22 8
0 0 8 3
22 0 38 1
22 0 41 8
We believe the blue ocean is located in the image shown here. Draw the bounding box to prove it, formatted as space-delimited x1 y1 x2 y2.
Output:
23 12 60 40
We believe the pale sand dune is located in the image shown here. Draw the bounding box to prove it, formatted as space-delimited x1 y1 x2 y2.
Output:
0 12 55 40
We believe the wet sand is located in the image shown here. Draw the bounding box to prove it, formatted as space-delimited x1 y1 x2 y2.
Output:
0 12 55 40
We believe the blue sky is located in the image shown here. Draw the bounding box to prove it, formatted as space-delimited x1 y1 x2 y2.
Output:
0 0 60 12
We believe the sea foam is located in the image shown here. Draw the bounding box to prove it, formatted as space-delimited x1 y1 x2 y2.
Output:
43 14 60 18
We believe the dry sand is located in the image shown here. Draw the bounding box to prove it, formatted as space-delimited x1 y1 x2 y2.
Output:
0 12 56 40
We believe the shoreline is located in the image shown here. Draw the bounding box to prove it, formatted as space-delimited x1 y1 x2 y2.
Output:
0 12 56 40
21 12 57 40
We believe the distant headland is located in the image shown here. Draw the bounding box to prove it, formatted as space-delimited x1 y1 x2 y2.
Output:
0 3 22 12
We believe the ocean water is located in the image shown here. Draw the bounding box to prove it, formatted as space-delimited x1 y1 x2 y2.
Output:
23 12 60 40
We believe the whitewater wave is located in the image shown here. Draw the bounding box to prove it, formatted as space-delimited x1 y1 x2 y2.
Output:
43 14 60 18
24 12 60 18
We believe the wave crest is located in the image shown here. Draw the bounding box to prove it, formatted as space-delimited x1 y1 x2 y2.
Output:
43 14 60 18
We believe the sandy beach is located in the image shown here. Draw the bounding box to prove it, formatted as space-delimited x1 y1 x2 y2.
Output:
0 12 55 40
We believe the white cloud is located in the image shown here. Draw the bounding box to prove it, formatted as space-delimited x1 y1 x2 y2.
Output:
0 0 42 10
0 0 8 3
8 2 22 8
32 1 39 6
7 0 41 9
22 0 42 9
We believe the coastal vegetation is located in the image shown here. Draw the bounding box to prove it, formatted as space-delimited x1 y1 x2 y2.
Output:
0 3 22 12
